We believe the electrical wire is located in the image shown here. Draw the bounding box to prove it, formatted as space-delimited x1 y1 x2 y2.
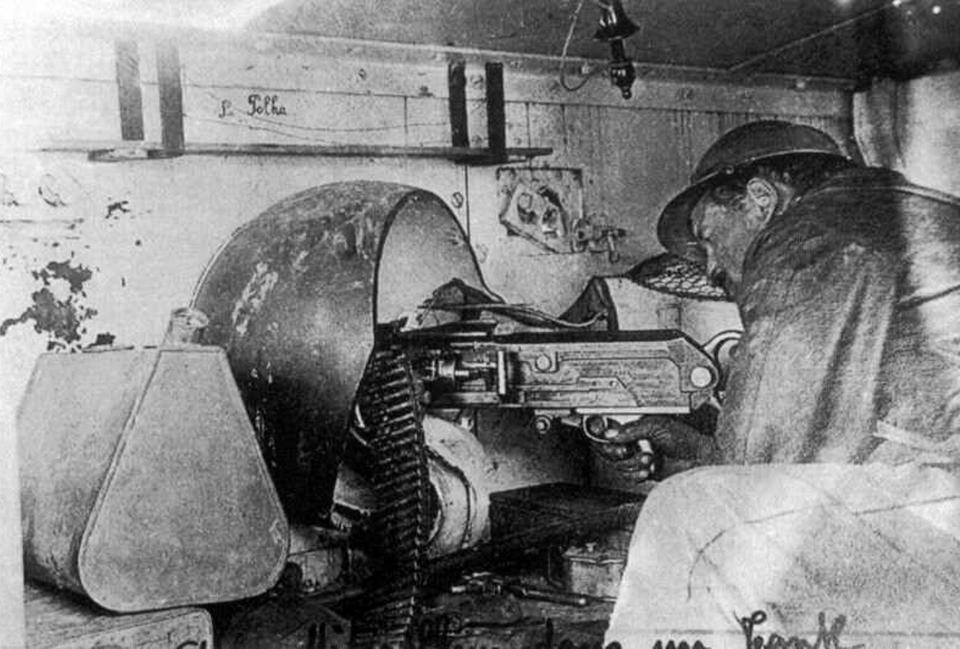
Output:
558 0 605 92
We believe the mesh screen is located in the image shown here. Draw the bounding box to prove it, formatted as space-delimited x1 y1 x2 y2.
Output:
626 253 730 301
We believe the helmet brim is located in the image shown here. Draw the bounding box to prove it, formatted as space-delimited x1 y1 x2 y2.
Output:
657 181 712 266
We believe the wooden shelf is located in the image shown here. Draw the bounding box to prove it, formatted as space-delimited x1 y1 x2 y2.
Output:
41 141 554 166
48 55 551 167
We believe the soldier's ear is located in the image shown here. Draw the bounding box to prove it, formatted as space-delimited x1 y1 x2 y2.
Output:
745 177 778 225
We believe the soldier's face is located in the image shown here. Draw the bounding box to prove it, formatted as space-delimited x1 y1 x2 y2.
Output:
691 193 766 298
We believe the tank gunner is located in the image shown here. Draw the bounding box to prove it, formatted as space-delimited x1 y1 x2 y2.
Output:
605 120 960 648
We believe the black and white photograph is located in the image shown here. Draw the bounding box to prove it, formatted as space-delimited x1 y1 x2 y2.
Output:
2 1 960 647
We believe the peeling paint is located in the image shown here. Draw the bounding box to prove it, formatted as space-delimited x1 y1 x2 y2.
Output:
91 332 115 346
32 259 92 295
291 249 310 276
1 259 98 351
105 200 131 219
1 173 20 207
37 174 67 207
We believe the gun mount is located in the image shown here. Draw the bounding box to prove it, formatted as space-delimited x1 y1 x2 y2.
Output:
191 181 731 646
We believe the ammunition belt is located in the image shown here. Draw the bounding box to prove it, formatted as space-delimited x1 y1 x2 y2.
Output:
354 346 430 649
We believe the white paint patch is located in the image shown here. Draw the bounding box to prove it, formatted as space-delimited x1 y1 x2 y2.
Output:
290 249 310 276
231 261 279 337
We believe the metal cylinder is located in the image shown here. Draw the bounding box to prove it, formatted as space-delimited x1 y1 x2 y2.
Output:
192 181 485 522
422 415 491 557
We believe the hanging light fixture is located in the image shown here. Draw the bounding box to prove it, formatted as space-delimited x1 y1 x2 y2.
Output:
594 0 639 98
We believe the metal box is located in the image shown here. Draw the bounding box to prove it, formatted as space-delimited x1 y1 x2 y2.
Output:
25 583 212 649
562 541 628 600
18 346 289 612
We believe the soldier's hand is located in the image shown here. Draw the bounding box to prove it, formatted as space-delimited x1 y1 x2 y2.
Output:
592 436 658 482
603 415 715 462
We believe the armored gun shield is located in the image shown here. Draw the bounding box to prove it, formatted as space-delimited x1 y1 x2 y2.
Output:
191 181 486 522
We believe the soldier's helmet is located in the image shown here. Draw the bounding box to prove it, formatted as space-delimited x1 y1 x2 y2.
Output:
657 120 852 263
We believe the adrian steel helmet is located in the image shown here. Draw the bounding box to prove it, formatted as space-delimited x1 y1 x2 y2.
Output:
657 120 852 263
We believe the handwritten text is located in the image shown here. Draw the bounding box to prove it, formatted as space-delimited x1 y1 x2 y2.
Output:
738 610 863 649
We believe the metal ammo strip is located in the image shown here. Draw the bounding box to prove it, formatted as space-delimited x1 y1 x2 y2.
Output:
353 346 430 649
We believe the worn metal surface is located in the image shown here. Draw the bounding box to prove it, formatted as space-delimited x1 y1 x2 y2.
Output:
192 181 484 522
220 597 350 649
286 525 349 595
25 583 212 649
18 346 289 612
562 540 628 601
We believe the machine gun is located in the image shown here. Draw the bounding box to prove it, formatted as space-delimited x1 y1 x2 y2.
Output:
385 321 720 444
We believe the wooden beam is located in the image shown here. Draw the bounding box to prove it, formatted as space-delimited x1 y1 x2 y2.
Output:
156 42 184 153
114 41 144 141
448 59 469 148
485 62 506 158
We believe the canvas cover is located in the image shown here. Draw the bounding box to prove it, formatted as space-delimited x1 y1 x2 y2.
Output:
606 463 960 649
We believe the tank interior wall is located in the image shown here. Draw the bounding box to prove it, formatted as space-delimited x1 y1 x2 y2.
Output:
0 20 854 404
